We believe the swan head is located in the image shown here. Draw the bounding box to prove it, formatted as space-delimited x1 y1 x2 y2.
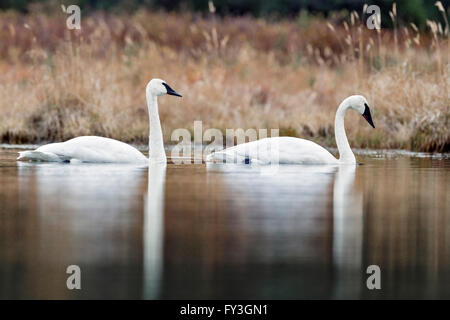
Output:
345 95 375 128
147 78 182 97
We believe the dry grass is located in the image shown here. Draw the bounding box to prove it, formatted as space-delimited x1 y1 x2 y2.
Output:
0 6 448 152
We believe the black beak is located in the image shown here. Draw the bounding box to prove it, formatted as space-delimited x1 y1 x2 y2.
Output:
162 83 182 97
362 103 375 128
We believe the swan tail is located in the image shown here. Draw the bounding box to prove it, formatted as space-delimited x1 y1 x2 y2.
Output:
17 150 64 162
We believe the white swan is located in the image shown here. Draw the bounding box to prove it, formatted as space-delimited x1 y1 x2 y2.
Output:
17 79 181 164
206 95 375 165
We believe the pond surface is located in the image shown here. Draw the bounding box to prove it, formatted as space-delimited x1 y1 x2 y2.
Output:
0 146 449 299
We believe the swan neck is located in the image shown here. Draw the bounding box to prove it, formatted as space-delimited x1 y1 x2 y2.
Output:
335 102 355 164
147 92 167 163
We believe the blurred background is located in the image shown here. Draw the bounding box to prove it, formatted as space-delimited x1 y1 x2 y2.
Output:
2 0 449 26
0 0 448 152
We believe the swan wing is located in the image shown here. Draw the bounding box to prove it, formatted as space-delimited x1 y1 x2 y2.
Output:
17 150 66 162
207 137 338 164
18 136 147 163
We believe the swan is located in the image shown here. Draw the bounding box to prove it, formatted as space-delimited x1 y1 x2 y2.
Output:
17 78 181 164
206 95 375 165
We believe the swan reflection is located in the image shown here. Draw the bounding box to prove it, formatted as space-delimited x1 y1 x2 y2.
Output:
205 163 363 298
143 163 166 299
15 162 146 298
332 165 363 298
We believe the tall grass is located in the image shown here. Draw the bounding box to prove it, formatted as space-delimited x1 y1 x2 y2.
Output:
0 3 448 152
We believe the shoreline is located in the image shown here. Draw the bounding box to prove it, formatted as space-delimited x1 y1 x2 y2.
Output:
2 143 449 158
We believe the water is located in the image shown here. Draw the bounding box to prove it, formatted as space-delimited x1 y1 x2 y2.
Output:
0 147 449 299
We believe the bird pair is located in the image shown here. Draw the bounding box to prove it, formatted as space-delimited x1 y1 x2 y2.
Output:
18 78 375 165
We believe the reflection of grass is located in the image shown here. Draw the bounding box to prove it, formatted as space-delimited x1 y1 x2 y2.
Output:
0 5 448 152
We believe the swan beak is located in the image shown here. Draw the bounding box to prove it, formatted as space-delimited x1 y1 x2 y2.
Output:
162 83 182 97
362 103 375 128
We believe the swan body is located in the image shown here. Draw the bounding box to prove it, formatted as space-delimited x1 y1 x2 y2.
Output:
206 137 338 165
17 79 181 164
206 95 375 165
18 136 148 163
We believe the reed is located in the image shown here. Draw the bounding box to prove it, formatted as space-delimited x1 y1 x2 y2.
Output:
0 5 448 152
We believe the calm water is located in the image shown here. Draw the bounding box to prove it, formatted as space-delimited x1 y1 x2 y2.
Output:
0 146 449 299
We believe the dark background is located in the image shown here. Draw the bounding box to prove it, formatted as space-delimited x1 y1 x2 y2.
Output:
1 0 449 27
